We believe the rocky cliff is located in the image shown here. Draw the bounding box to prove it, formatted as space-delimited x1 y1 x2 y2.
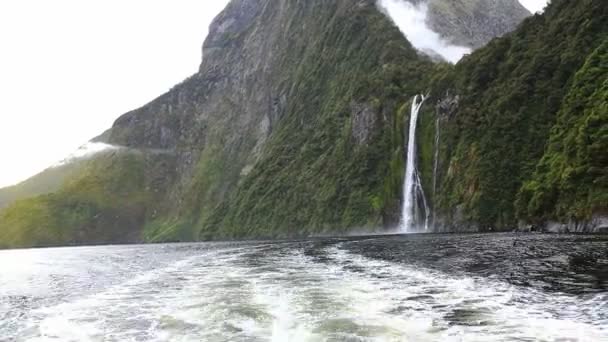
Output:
425 0 530 48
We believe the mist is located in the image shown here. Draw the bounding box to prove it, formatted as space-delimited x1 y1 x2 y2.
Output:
377 0 471 63
52 142 119 168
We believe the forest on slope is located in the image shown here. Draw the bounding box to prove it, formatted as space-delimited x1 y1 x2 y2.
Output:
425 0 607 231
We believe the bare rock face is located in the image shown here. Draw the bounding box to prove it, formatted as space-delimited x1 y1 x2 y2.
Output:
544 215 608 234
406 0 531 49
436 93 459 120
351 102 378 145
429 0 530 48
105 0 308 218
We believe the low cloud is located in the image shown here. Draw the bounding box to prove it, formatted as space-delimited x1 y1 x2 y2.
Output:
377 0 471 63
53 142 119 167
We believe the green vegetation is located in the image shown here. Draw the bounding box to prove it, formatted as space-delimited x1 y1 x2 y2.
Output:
0 152 150 248
0 161 84 210
1 0 437 247
429 0 608 229
198 3 435 238
0 0 606 247
517 38 608 222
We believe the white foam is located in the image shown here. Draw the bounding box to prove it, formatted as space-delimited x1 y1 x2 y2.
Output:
6 243 607 341
323 245 608 341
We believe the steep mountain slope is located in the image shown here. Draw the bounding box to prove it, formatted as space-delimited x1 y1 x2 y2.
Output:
108 0 438 241
517 37 608 230
426 0 608 231
1 0 435 247
0 141 115 210
0 0 605 248
0 151 155 248
0 162 82 210
0 0 529 213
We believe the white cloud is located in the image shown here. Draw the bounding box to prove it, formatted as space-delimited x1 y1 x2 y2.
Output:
0 0 230 188
52 142 119 168
378 0 471 64
519 0 551 13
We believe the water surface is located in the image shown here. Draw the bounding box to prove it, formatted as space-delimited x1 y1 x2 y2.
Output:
1 233 607 341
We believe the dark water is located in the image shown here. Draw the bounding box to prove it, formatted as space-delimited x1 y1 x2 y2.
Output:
1 233 607 341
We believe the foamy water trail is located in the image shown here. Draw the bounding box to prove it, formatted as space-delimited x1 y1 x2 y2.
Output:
2 238 606 341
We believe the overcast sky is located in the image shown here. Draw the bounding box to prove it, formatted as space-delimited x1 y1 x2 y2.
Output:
0 0 549 188
0 0 230 188
520 0 550 13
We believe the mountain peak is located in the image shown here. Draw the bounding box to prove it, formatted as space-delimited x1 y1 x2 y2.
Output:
427 0 531 48
378 0 530 62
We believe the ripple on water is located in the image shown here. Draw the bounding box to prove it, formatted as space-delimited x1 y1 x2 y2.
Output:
1 235 607 341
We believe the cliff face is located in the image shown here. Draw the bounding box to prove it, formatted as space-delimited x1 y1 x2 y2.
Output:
425 0 608 232
0 0 605 248
517 37 608 232
105 0 437 241
426 0 530 48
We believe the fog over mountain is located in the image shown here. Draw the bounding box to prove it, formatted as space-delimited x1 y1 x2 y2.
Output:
378 0 471 63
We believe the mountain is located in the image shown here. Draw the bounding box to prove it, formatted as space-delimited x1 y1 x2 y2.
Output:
517 37 608 232
425 0 607 232
2 0 429 247
0 163 80 210
1 0 605 248
0 141 115 210
377 0 530 63
422 0 531 48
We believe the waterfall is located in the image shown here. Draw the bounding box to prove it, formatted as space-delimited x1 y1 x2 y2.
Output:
432 116 441 229
415 171 431 231
401 95 427 232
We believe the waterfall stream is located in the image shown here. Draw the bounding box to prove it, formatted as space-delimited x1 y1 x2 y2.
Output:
415 171 431 231
432 116 441 229
401 95 427 232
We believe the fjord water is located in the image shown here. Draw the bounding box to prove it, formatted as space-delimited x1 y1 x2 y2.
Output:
1 234 607 341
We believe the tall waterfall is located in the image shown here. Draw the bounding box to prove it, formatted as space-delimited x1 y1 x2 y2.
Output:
401 95 428 232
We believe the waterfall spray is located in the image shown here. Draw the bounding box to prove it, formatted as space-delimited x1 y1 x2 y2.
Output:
401 95 426 232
